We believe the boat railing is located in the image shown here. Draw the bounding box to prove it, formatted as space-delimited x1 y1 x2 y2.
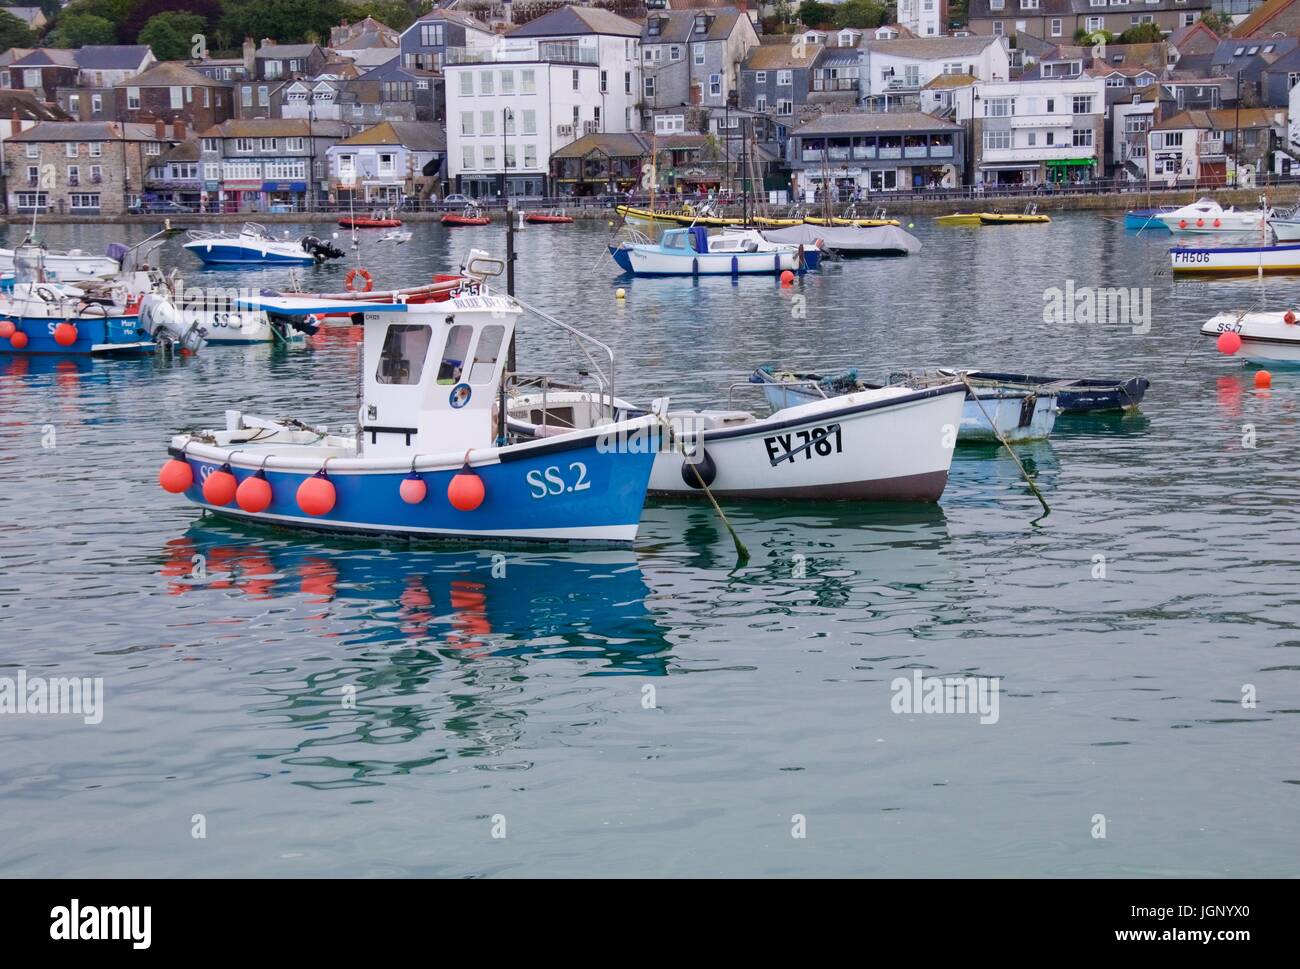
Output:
727 378 827 409
508 372 609 434
242 222 271 239
508 293 616 419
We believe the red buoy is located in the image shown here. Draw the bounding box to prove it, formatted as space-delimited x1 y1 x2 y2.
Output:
1217 331 1243 355
1255 369 1272 388
297 471 336 516
202 465 238 505
0 320 13 339
236 470 273 513
779 269 795 286
448 467 485 511
1285 311 1297 325
9 330 28 349
53 322 78 347
158 458 194 493
399 472 427 504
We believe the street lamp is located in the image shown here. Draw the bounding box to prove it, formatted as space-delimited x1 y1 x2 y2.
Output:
503 107 513 200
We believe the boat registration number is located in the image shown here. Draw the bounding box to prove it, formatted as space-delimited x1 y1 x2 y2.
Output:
1172 251 1212 264
526 462 591 499
763 424 843 466
1214 319 1243 333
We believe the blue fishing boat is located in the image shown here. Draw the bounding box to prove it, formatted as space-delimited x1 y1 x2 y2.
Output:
159 251 660 545
610 227 820 276
183 223 344 266
1124 207 1174 231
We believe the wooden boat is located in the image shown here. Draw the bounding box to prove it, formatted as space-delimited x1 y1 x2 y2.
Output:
525 211 574 225
941 369 1149 413
442 206 491 227
750 365 1059 443
506 382 968 502
338 216 403 229
1170 242 1300 275
1202 310 1300 365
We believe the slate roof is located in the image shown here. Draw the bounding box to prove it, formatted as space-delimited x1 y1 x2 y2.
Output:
861 36 1002 59
8 120 174 141
335 121 445 151
641 8 746 44
509 6 643 39
75 46 152 70
125 62 230 88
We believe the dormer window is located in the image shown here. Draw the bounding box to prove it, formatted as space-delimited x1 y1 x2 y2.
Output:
694 14 708 34
648 17 664 37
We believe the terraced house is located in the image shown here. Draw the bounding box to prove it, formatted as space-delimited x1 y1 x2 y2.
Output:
965 0 1210 42
640 7 758 115
198 118 350 212
2 120 176 215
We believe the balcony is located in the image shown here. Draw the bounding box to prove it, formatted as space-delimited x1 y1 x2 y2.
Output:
982 144 1095 162
446 47 597 66
930 144 954 157
878 146 902 159
1200 139 1225 158
904 146 928 158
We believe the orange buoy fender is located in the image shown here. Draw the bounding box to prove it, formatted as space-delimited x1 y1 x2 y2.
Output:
448 465 485 511
236 469 273 513
297 470 337 516
202 463 238 505
159 458 194 493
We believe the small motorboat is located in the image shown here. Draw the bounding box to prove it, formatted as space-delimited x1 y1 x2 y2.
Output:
979 205 1050 225
0 241 123 281
379 230 413 244
158 250 660 545
506 381 967 502
934 213 984 226
339 210 403 229
1124 207 1175 231
525 211 574 225
762 223 920 258
1156 198 1272 234
183 223 344 266
1202 310 1300 365
1170 243 1300 275
616 203 736 228
750 365 1058 443
1267 204 1300 241
937 369 1149 414
609 226 819 276
442 205 491 227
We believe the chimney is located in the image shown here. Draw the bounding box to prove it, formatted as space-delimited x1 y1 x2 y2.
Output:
261 38 275 49
155 118 166 140
172 120 185 141
243 37 256 75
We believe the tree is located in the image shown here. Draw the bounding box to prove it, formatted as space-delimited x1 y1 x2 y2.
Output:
138 11 207 60
834 0 890 29
47 12 117 47
1074 27 1114 46
53 0 143 43
1118 22 1164 44
0 9 36 50
798 0 836 29
1200 12 1232 36
347 1 416 33
219 0 350 47
122 0 222 44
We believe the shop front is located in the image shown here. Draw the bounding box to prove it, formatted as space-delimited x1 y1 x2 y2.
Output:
978 162 1038 187
1045 158 1095 184
262 180 308 213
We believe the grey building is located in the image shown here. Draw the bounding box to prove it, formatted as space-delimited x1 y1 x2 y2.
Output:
739 40 820 118
640 7 759 114
400 9 497 72
789 112 965 199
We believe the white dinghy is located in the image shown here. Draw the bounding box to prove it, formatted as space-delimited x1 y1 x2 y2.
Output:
1202 309 1300 365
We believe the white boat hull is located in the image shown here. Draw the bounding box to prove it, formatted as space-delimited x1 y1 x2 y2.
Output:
0 248 120 281
1269 219 1300 242
1158 212 1267 234
1203 311 1300 364
617 246 804 275
1171 243 1300 274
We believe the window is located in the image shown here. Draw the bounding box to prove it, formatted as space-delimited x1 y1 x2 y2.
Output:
709 74 721 97
201 138 218 152
504 144 516 168
1086 16 1103 30
461 111 474 135
236 138 254 153
655 115 685 134
17 192 48 210
25 143 38 158
1046 131 1055 145
983 130 1012 150
25 165 37 183
993 21 1004 35
469 326 505 384
90 165 102 182
1051 18 1062 36
600 70 607 93
644 76 656 98
990 0 1004 7
1163 132 1183 147
68 94 79 115
523 144 537 169
378 153 394 175
481 111 495 135
777 99 793 116
500 71 514 96
23 69 40 88
521 70 535 94
376 325 433 386
420 23 444 47
461 145 475 170
572 69 580 92
694 47 705 66
258 86 269 107
1072 95 1094 114
259 138 276 151
459 72 473 96
91 94 102 114
436 325 473 385
522 109 536 136
286 137 304 151
204 163 218 181
572 105 579 128
69 193 99 210
756 94 768 111
671 46 681 61
1073 128 1094 147
482 145 496 169
625 71 631 94
985 97 1014 117
127 87 140 110
65 142 78 158
145 142 161 156
1022 0 1038 7
1027 132 1036 146
1046 97 1055 112
242 87 252 108
67 165 78 184
170 86 183 109
479 71 493 95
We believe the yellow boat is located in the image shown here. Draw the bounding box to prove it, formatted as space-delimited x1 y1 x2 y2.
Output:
616 205 737 227
934 213 984 226
979 212 1051 225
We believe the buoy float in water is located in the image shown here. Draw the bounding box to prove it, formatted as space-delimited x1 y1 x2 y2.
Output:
615 288 626 300
448 466 485 511
202 464 238 505
236 469 273 513
1255 369 1272 388
0 320 14 339
9 330 28 349
158 458 193 493
297 470 336 516
399 472 427 504
780 270 795 286
53 322 77 346
1217 331 1243 355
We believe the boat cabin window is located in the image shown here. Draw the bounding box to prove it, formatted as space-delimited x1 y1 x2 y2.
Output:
468 324 506 384
375 324 432 385
437 323 474 384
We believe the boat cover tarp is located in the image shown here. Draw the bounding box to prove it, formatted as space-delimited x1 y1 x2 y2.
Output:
763 224 922 255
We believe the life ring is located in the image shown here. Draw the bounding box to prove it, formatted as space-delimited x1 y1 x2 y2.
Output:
1213 218 1221 228
345 267 373 293
1196 218 1205 228
1179 220 1188 229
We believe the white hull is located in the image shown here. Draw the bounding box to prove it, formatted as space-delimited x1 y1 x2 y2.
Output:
1269 219 1300 242
1171 244 1300 274
1203 311 1300 364
622 247 803 275
0 248 120 280
1158 207 1268 234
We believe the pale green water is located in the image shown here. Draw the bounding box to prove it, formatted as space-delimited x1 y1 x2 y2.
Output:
0 215 1296 877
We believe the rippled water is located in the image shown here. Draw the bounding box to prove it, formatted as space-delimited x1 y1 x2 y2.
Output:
1 215 1297 877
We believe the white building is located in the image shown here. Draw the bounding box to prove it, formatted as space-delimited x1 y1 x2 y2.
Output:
950 76 1107 186
861 35 1011 108
896 0 948 38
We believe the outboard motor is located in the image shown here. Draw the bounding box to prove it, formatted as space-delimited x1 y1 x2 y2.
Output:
139 293 205 353
268 310 320 336
301 236 344 262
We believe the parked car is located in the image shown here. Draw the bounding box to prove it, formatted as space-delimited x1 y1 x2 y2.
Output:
438 193 474 211
130 199 194 215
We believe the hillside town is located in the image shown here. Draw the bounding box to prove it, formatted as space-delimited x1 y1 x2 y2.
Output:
3 0 1300 215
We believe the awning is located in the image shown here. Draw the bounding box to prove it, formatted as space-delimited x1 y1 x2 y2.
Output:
1044 158 1095 167
262 181 308 192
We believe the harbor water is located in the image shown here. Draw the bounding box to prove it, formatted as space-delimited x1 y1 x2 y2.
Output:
1 214 1296 877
